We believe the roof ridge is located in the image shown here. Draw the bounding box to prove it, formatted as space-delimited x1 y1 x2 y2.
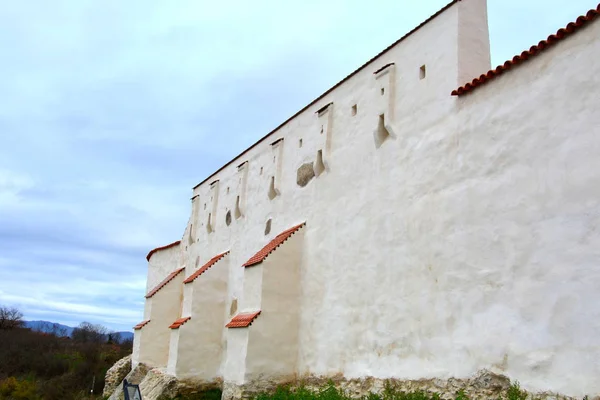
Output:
226 310 261 328
183 251 229 284
133 320 150 330
146 241 181 262
145 267 185 298
452 3 600 96
193 0 461 189
169 316 191 329
242 222 306 267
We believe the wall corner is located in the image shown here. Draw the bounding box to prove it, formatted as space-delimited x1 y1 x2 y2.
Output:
457 0 491 85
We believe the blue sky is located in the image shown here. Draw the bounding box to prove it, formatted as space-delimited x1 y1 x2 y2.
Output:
0 0 596 332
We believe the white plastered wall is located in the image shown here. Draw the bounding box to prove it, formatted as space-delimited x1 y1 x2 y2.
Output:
245 230 304 381
146 245 181 293
138 272 185 368
168 256 230 380
140 0 600 396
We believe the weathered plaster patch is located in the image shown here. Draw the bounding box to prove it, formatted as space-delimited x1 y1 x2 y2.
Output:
297 163 315 187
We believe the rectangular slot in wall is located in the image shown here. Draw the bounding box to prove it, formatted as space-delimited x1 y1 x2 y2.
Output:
235 162 248 219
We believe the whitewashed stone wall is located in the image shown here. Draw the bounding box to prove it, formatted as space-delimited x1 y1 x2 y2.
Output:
133 0 600 397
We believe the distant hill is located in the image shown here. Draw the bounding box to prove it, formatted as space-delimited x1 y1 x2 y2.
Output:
23 320 134 342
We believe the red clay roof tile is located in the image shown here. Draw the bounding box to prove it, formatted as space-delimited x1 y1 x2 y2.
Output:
145 268 185 298
146 241 181 262
133 320 150 330
225 311 261 328
183 252 229 284
452 4 600 96
193 1 461 190
242 223 305 267
169 317 191 329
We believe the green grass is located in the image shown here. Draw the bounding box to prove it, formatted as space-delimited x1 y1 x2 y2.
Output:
252 383 462 400
506 382 528 400
160 381 533 400
158 388 223 400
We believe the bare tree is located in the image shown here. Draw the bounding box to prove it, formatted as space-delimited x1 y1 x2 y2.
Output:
72 321 108 343
50 322 68 337
0 306 24 330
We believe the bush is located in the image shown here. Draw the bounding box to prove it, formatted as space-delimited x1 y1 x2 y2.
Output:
0 325 130 399
506 382 527 400
0 376 41 400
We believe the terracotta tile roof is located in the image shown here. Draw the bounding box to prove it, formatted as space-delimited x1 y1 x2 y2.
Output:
183 251 229 284
242 223 305 267
133 320 150 330
193 1 461 190
225 311 261 328
146 241 181 261
452 4 600 96
145 268 185 298
169 317 191 329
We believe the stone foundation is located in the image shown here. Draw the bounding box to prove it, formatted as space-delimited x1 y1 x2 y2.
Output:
103 355 132 397
222 371 582 400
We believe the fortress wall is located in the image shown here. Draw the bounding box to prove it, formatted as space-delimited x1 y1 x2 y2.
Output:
185 1 465 365
140 0 600 397
244 229 304 382
443 19 600 395
174 257 230 380
147 244 181 293
139 273 185 368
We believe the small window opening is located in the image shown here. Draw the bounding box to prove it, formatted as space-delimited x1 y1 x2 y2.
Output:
268 176 278 200
234 196 242 219
351 104 357 116
299 138 303 148
380 87 385 95
374 114 391 148
260 167 263 175
264 218 272 235
226 187 230 194
206 213 213 233
230 298 238 316
225 210 232 226
273 156 276 162
203 203 206 210
420 65 426 80
320 125 323 134
314 149 325 176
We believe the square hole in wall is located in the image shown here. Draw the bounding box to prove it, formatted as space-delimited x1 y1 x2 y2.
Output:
299 138 303 148
351 104 357 116
420 65 426 80
380 87 385 95
226 187 230 194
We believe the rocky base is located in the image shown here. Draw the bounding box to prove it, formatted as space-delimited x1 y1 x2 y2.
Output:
103 355 132 397
105 361 222 400
222 370 582 400
108 362 150 400
105 366 591 400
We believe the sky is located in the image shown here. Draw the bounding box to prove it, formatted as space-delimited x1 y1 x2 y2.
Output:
0 0 597 332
